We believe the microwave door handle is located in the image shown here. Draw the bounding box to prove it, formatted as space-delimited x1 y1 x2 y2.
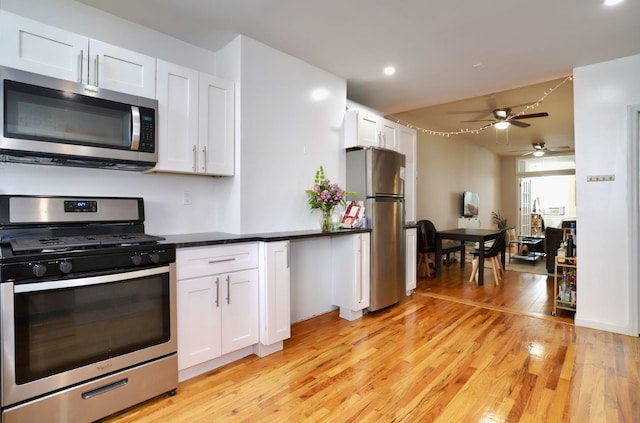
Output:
131 106 140 150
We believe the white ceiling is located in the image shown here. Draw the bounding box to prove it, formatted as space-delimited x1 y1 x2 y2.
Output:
77 0 640 156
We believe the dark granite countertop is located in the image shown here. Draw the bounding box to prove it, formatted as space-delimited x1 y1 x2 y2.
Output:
160 228 371 249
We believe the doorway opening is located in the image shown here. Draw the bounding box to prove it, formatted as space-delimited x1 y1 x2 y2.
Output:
517 154 576 237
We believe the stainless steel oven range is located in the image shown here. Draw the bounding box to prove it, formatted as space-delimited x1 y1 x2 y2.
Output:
0 195 177 423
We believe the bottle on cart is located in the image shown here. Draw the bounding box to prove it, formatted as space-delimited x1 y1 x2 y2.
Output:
566 233 575 257
570 222 576 246
560 271 568 301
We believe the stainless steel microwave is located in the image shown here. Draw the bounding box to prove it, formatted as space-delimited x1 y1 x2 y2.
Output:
0 65 157 171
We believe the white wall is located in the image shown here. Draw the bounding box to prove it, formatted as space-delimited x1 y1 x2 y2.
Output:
413 132 500 230
573 53 640 335
216 36 347 234
0 163 217 235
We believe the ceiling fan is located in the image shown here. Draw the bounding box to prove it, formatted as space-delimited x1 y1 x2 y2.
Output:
513 142 571 157
462 108 549 129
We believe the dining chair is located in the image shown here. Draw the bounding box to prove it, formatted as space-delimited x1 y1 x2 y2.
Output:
468 229 506 286
417 220 465 277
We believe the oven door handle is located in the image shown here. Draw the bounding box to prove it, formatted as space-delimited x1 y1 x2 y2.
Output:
14 266 171 293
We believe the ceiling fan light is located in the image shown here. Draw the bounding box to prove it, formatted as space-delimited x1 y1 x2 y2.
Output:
494 121 510 130
533 150 545 157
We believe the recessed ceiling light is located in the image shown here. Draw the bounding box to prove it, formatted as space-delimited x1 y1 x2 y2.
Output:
383 66 396 76
604 0 623 6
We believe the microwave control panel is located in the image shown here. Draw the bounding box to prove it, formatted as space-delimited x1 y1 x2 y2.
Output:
138 107 156 153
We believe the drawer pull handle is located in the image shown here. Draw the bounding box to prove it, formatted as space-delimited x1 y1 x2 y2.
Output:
208 258 236 264
82 378 128 399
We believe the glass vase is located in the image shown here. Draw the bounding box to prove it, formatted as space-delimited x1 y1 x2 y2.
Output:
320 209 332 232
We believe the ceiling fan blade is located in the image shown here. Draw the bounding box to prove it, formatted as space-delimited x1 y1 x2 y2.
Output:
520 151 534 156
547 146 571 151
460 119 495 123
512 112 549 120
510 120 530 128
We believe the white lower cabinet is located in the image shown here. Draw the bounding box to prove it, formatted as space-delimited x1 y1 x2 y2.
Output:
405 227 417 294
331 233 371 320
176 244 258 372
256 241 291 356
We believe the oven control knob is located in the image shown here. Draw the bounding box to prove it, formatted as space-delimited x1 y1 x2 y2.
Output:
59 261 73 274
149 252 160 263
130 254 142 266
32 263 47 278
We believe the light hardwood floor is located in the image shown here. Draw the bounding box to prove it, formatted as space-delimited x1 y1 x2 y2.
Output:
101 264 639 422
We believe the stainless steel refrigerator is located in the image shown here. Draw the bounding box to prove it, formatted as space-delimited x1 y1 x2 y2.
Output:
346 147 405 311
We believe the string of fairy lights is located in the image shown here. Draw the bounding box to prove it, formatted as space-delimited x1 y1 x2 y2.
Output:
387 75 573 137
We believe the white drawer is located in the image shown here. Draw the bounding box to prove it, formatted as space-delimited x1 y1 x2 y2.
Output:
176 243 258 280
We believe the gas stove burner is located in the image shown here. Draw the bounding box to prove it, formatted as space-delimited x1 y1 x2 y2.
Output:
38 238 66 246
9 233 165 253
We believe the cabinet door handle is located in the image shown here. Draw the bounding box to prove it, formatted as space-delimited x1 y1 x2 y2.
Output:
358 237 364 303
285 242 290 269
215 276 220 307
226 275 231 304
202 145 207 173
192 145 197 171
95 55 99 86
79 49 84 83
207 257 236 264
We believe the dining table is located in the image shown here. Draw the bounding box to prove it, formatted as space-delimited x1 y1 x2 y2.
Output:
435 228 505 286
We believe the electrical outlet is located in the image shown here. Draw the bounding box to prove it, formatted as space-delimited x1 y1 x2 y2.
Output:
183 190 192 205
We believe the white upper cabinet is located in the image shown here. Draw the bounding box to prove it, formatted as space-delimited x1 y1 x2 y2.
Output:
198 73 235 175
398 124 417 223
380 119 399 151
353 111 380 147
87 39 156 98
344 109 398 150
155 61 199 173
154 60 235 176
0 11 156 98
0 11 85 82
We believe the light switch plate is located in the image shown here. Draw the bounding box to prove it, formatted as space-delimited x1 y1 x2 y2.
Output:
587 174 615 182
183 190 192 205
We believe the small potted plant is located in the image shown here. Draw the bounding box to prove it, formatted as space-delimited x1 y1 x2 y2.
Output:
491 210 508 230
492 210 517 252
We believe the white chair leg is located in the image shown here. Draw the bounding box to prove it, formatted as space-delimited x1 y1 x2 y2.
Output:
469 257 479 284
426 252 434 277
417 253 425 278
491 257 500 285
